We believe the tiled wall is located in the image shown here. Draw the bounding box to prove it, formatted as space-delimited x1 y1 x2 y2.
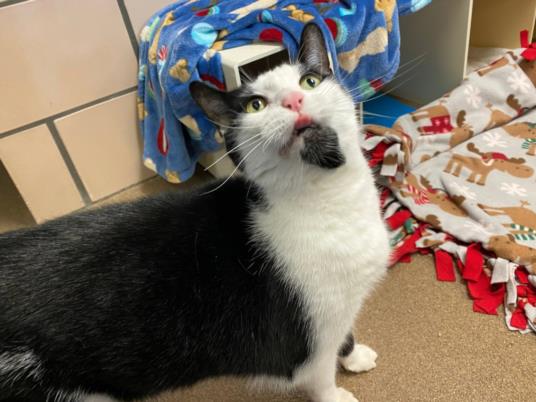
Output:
0 0 173 223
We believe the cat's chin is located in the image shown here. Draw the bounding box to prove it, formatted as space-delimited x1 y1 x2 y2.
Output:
295 123 319 136
278 124 319 157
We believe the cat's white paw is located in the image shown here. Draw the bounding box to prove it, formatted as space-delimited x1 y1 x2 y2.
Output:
339 344 377 373
336 387 359 402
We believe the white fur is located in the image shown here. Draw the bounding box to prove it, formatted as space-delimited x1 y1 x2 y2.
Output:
336 387 360 402
0 349 42 385
237 64 390 401
47 390 116 402
0 350 115 402
340 344 378 373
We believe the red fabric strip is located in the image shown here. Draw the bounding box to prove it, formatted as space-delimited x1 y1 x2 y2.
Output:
259 28 283 43
511 307 528 330
520 29 536 60
368 141 389 167
467 271 505 316
467 271 505 301
473 296 503 315
386 210 412 230
516 268 530 285
434 249 456 282
462 244 483 282
380 188 390 208
389 226 424 266
521 29 530 48
399 254 412 263
200 74 226 91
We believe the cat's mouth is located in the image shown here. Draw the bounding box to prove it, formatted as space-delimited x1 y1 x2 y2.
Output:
294 114 313 131
294 123 318 136
279 122 319 156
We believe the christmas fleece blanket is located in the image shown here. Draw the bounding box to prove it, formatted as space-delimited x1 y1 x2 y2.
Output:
364 52 536 333
137 0 431 183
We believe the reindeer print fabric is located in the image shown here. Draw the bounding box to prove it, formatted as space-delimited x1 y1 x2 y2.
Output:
364 52 536 333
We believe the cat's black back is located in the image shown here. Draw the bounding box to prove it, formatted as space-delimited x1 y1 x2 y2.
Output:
0 178 310 401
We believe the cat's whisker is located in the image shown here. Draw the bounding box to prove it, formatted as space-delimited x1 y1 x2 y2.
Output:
317 98 397 119
262 121 287 151
240 70 254 84
200 138 265 196
204 118 268 130
336 68 352 83
263 130 282 151
317 68 393 100
395 52 427 70
262 130 277 152
259 125 281 152
344 56 425 97
205 119 288 173
202 132 265 171
343 53 426 95
361 111 394 117
317 108 396 126
361 71 421 104
316 53 426 100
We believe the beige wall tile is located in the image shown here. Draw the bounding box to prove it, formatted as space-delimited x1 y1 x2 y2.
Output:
125 0 176 36
0 160 36 232
0 125 84 222
55 92 153 202
0 0 137 133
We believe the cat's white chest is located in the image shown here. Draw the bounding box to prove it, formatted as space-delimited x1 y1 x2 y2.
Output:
254 175 390 343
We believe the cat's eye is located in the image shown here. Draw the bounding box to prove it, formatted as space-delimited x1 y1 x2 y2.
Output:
300 74 322 90
245 97 267 113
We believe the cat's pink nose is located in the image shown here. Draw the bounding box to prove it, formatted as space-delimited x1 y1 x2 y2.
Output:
282 92 304 112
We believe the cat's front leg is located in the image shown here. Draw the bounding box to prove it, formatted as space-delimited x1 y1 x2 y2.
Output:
299 352 358 402
338 332 378 374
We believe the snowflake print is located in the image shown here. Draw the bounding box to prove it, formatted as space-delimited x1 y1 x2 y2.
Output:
463 221 495 237
449 181 476 200
500 182 527 197
483 131 508 148
507 70 531 94
464 84 482 108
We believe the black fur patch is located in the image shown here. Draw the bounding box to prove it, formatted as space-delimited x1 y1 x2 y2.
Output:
190 83 253 169
300 125 346 169
0 178 311 401
338 333 355 357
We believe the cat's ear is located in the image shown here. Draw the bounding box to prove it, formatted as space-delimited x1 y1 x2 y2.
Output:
190 81 232 127
299 23 331 75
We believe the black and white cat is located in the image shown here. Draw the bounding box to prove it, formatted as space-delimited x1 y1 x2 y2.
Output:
0 24 389 402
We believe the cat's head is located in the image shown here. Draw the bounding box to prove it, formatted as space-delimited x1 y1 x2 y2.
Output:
190 24 359 188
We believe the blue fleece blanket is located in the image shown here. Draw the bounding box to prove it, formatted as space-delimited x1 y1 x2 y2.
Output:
137 0 431 183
